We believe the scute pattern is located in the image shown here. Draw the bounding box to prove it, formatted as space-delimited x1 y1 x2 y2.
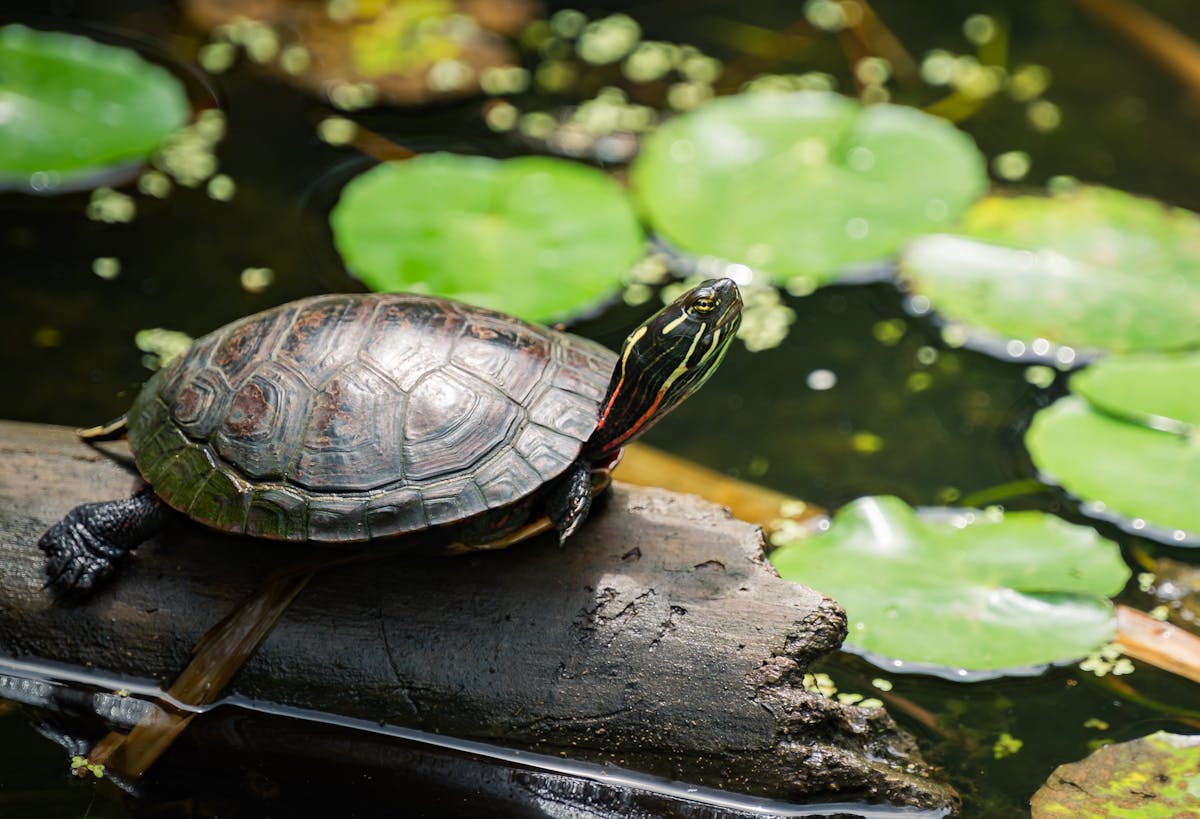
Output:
451 315 550 402
211 306 291 385
292 361 405 492
360 299 459 391
214 363 310 480
402 369 521 482
171 368 232 439
127 293 618 543
275 298 371 386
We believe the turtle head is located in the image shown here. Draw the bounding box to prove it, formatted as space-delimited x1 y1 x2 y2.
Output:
585 278 742 461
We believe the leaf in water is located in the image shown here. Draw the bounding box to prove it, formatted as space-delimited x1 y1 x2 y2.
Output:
1031 732 1200 818
899 186 1200 354
330 153 644 322
769 496 1129 672
0 25 190 193
1071 350 1200 432
184 0 531 107
630 91 987 286
1026 351 1200 542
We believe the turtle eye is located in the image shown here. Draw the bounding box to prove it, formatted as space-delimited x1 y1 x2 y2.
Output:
690 293 717 314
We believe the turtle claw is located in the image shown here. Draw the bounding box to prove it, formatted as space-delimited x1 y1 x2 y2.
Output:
39 510 126 600
37 489 169 601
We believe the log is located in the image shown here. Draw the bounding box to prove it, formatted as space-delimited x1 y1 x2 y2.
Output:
0 420 956 810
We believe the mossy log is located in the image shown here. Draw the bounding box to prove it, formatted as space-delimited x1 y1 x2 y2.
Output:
0 420 956 810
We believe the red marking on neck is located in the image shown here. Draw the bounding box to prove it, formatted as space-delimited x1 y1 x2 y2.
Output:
593 390 664 459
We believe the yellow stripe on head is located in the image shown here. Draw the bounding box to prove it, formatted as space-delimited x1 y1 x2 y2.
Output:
658 324 706 396
660 313 688 335
620 325 648 372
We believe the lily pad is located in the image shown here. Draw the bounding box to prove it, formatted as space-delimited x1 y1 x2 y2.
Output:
1031 732 1200 818
1026 352 1200 543
769 496 1130 674
899 186 1200 355
0 25 190 192
1071 351 1200 433
330 153 645 322
629 91 987 286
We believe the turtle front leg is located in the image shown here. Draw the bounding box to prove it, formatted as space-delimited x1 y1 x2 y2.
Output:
546 458 593 544
39 486 170 599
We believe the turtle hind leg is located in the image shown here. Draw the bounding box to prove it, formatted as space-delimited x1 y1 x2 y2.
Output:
39 487 170 600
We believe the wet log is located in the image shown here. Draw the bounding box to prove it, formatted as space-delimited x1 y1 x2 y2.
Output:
0 420 956 810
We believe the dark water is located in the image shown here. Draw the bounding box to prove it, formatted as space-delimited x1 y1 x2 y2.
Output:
2 0 1199 816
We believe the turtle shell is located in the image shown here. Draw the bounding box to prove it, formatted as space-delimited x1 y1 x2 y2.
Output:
126 293 618 543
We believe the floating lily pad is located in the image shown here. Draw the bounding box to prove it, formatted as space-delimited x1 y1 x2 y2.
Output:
1031 732 1200 818
769 496 1129 674
630 91 987 287
0 25 190 192
330 153 645 322
899 186 1200 355
1026 352 1200 543
1071 351 1200 432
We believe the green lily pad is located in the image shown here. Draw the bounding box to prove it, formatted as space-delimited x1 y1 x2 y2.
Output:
330 153 645 322
1026 357 1200 544
629 91 987 287
1031 732 1200 818
899 186 1200 355
0 25 190 192
769 496 1130 673
1071 351 1200 433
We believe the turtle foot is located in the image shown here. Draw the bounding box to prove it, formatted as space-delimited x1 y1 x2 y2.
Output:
38 489 168 600
40 507 130 598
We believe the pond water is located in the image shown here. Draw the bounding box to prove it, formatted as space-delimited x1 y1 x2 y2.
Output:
2 0 1199 816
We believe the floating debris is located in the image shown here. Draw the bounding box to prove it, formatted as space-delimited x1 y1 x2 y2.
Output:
317 115 358 145
1027 99 1062 132
92 257 121 280
198 40 236 72
992 732 1023 759
801 672 882 709
153 109 225 188
732 286 796 352
483 100 519 131
576 13 641 65
137 169 172 198
206 173 236 201
850 431 885 454
86 187 136 223
992 150 1031 181
1079 643 1135 678
135 327 194 369
240 266 274 293
873 318 906 346
963 14 997 46
1009 64 1052 102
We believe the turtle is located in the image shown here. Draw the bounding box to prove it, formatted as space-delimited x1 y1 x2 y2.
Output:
39 278 742 597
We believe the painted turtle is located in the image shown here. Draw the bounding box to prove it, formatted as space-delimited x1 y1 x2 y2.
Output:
40 279 742 596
